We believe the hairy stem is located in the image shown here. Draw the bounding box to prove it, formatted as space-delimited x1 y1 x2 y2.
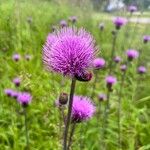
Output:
63 78 76 150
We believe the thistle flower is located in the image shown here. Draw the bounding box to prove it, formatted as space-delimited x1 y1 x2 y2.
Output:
143 35 150 43
4 89 13 97
114 56 121 63
126 49 139 61
13 77 21 87
11 91 19 99
71 95 95 123
12 54 21 62
98 93 107 101
17 92 32 106
60 20 67 28
128 5 137 13
138 66 147 74
93 58 105 69
43 27 96 77
69 16 77 24
113 17 127 29
105 75 117 91
25 54 32 61
120 64 127 72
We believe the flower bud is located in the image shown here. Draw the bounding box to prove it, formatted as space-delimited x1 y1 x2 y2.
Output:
59 92 68 105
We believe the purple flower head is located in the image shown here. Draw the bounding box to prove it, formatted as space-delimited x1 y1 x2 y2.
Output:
43 27 96 77
105 76 117 85
120 64 127 72
143 35 150 43
72 95 95 123
11 91 19 99
114 56 121 63
128 5 137 13
4 89 13 97
98 94 107 101
69 16 77 23
113 17 127 29
99 23 105 31
12 54 21 62
25 54 32 61
126 49 139 61
17 92 32 106
60 20 67 28
93 58 105 69
13 77 21 87
105 76 117 91
138 66 147 74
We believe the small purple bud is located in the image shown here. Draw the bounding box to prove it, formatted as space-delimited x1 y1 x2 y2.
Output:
126 49 139 61
114 56 121 63
138 66 147 74
60 20 67 28
113 17 127 30
98 94 107 102
105 76 117 91
13 77 21 87
128 5 137 13
120 64 127 72
4 89 13 97
11 91 19 99
143 35 150 43
93 58 105 69
12 54 21 62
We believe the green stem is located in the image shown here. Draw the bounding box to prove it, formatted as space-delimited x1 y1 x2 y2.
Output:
117 70 126 149
23 107 29 149
63 78 76 150
109 30 117 75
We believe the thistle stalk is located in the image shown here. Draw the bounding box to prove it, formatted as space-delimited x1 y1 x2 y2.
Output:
23 106 29 149
117 62 128 149
109 30 118 75
63 78 76 150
